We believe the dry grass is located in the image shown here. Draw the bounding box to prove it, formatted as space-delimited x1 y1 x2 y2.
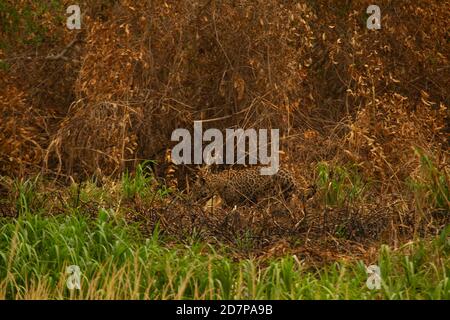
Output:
0 0 449 263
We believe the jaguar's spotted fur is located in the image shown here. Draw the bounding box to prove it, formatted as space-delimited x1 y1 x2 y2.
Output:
192 166 311 207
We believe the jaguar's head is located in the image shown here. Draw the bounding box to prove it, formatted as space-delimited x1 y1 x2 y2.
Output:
191 166 214 203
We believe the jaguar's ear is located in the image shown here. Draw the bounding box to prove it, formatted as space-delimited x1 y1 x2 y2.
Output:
194 166 205 184
197 165 211 178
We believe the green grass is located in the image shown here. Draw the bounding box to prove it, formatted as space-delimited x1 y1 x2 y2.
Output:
121 160 155 200
0 161 448 299
0 211 448 300
316 162 367 206
407 148 449 210
12 175 42 215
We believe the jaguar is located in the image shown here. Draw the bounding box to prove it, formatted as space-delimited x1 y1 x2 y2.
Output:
192 166 314 207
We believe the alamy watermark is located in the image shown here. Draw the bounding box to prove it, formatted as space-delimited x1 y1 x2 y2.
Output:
66 5 81 30
366 265 381 290
367 5 381 30
66 265 81 290
171 121 279 175
64 4 381 32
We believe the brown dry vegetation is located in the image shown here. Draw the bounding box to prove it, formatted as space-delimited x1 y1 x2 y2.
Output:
0 0 449 261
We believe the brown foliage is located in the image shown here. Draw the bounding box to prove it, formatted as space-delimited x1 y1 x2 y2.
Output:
1 0 448 178
1 0 448 227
